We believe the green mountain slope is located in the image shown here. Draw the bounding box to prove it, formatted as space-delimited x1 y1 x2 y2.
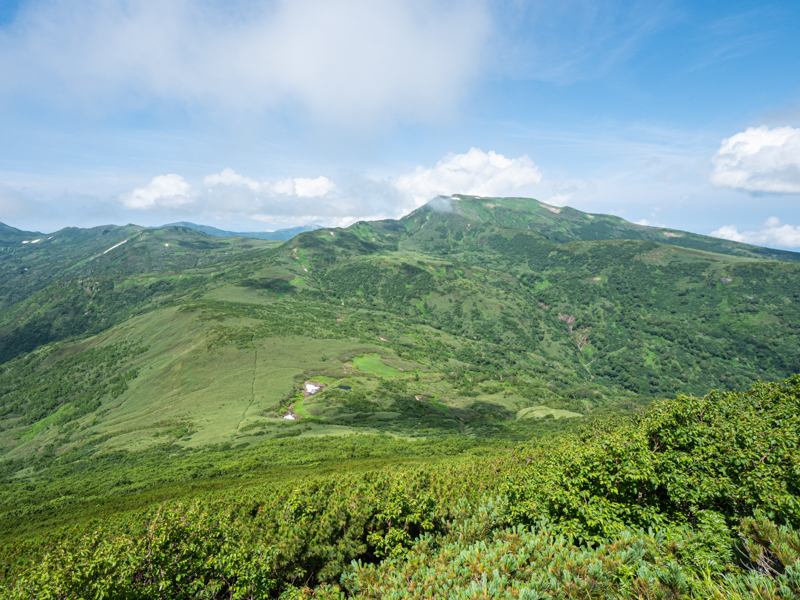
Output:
2 197 800 595
0 224 277 362
1 195 799 463
0 223 43 245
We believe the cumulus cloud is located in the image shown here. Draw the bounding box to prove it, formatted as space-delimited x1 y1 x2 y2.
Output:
711 126 800 193
203 169 261 192
0 0 489 124
122 174 193 210
272 177 335 198
114 149 544 228
202 149 546 225
711 217 800 249
203 169 335 198
393 148 543 207
709 224 745 243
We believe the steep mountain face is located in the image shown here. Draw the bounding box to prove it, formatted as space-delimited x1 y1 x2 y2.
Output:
1 196 799 462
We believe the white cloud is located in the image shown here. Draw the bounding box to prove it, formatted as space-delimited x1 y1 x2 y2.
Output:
203 169 335 198
122 174 193 210
0 0 489 124
709 224 745 243
115 150 545 228
711 126 800 193
393 148 543 207
711 217 800 249
273 176 335 198
203 168 260 192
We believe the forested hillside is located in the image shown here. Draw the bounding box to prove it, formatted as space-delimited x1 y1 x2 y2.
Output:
1 195 799 597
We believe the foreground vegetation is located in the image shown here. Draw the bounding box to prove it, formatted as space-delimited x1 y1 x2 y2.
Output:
4 376 799 598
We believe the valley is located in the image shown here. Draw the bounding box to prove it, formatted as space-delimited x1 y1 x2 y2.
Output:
1 196 799 597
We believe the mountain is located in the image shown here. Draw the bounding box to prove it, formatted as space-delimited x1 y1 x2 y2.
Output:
1 195 799 457
0 223 278 362
2 197 800 595
0 222 43 245
164 221 320 240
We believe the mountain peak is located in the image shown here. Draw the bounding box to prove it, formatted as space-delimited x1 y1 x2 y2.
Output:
403 195 799 262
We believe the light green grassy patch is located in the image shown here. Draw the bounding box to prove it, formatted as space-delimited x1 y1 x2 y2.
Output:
353 353 402 378
20 403 74 441
516 405 582 420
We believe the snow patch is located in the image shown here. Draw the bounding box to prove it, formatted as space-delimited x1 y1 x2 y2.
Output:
541 204 561 214
662 231 683 238
282 413 297 421
103 239 129 254
22 239 42 245
304 382 321 395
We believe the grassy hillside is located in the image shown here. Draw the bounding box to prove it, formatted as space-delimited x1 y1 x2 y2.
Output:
1 196 799 596
0 224 277 362
2 196 800 457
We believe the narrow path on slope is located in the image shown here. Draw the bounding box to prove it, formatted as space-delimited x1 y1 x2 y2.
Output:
235 348 258 434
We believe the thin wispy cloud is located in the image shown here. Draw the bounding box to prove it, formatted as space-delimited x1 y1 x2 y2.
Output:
492 0 674 83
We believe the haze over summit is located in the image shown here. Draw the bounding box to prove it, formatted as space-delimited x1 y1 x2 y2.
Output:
0 0 799 249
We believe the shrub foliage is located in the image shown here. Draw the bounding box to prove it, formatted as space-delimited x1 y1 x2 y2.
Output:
5 376 800 598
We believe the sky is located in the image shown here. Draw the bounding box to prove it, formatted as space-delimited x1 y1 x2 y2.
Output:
0 0 799 249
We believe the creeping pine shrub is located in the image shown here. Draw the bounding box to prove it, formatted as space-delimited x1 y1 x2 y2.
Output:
10 502 277 599
504 377 800 544
6 377 800 598
326 516 800 599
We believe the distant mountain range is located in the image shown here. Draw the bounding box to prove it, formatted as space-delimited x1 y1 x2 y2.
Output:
162 222 321 241
0 220 319 245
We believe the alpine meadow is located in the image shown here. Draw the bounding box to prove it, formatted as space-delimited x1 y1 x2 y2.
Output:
2 1 800 598
1 195 799 597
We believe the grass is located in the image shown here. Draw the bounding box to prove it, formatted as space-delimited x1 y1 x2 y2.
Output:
353 353 403 378
516 405 583 420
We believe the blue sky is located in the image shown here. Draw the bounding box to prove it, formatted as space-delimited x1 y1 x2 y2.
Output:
1 0 799 248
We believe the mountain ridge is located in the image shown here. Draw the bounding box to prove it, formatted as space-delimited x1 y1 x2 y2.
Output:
162 222 321 241
3 194 798 258
2 193 799 463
